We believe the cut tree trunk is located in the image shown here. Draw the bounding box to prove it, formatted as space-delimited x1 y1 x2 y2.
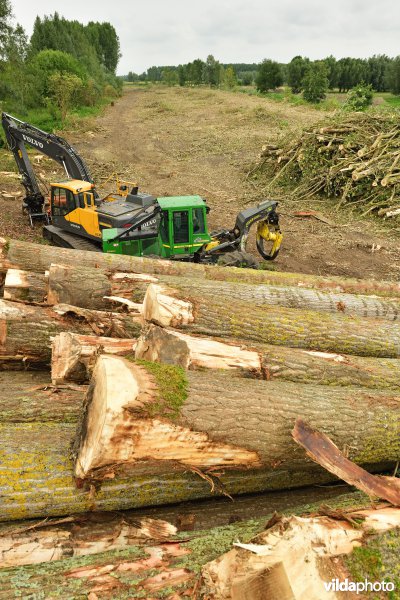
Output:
158 276 400 321
1 365 399 521
0 300 140 368
0 514 177 567
0 508 398 599
51 332 137 384
135 324 400 389
143 284 400 358
2 237 400 298
203 508 400 600
3 268 47 303
47 264 154 309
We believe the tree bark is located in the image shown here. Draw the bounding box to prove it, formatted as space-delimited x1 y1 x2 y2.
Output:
158 276 400 321
2 237 400 298
135 324 400 389
3 268 47 303
143 284 400 358
0 514 177 568
0 300 141 368
47 264 154 309
51 332 137 384
1 365 398 521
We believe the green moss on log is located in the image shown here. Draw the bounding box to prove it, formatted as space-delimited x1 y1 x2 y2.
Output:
345 529 400 597
134 359 188 420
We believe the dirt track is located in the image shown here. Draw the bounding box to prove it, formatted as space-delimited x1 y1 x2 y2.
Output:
2 86 400 279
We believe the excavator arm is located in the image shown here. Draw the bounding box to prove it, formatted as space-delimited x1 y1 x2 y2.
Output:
1 112 95 225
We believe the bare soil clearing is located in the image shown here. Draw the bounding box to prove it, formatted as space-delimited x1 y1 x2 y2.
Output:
1 86 400 279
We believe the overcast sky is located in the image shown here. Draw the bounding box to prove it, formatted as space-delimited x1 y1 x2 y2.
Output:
11 0 400 75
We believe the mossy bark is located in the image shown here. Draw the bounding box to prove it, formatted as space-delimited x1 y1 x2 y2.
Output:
2 237 400 298
144 284 400 358
1 369 397 522
136 324 400 389
161 276 400 321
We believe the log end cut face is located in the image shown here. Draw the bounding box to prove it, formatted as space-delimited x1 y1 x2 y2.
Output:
75 355 261 480
143 284 194 328
75 355 156 478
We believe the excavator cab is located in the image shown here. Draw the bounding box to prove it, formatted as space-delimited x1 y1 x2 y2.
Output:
49 180 101 240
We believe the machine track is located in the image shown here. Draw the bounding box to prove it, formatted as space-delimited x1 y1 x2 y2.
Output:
43 225 102 252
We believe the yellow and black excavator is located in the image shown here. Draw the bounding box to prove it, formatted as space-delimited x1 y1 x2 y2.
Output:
2 112 283 266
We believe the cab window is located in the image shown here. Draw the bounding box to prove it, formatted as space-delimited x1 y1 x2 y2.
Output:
52 188 76 216
192 207 205 234
77 192 85 208
173 211 189 244
160 211 169 242
84 192 95 207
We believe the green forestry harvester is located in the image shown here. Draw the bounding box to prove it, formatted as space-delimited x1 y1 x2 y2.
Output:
2 112 282 267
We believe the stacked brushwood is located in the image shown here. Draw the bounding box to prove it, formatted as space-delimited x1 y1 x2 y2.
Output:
0 237 399 525
259 111 400 217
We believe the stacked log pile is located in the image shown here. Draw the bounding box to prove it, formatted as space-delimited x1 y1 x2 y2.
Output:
0 237 399 597
258 112 400 217
0 237 399 521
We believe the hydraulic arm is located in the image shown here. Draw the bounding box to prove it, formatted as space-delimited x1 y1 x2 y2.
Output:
1 112 95 225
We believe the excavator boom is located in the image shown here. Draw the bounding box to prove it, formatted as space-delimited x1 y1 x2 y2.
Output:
1 112 95 225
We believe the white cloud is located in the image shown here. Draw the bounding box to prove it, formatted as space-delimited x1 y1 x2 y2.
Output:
11 0 400 74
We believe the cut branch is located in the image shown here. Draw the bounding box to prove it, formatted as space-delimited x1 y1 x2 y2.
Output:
292 418 400 505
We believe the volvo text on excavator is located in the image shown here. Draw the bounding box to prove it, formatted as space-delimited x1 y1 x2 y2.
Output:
2 112 283 266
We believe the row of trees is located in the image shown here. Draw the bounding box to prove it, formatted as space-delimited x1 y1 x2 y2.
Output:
257 55 400 101
125 53 400 102
0 1 122 124
126 56 245 89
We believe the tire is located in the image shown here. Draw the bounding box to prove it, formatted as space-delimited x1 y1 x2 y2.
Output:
217 250 259 269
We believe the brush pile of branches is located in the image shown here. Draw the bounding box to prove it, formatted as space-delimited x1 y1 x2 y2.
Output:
259 111 400 217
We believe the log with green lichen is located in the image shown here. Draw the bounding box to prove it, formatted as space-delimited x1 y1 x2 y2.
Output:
1 363 399 522
148 275 400 321
143 283 400 358
136 324 400 389
0 299 141 368
0 502 397 599
2 237 400 298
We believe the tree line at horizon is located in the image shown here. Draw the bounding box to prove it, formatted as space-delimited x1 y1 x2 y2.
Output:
125 54 400 102
0 1 122 127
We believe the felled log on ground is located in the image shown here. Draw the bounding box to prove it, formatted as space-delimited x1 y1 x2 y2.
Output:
0 487 360 568
47 263 155 309
2 362 399 521
158 275 400 321
0 507 398 599
3 268 47 303
135 324 400 389
143 284 400 357
76 355 399 485
0 534 197 598
51 332 137 384
0 514 177 568
0 300 141 368
203 507 400 600
2 237 400 298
